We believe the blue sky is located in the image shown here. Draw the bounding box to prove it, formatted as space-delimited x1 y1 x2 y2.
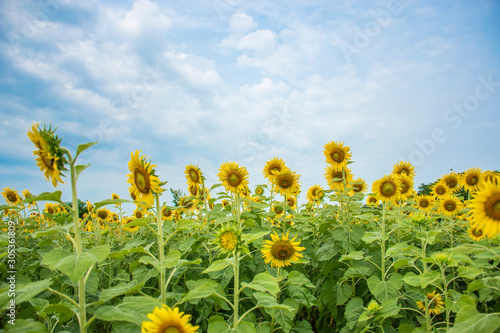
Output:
1 0 499 211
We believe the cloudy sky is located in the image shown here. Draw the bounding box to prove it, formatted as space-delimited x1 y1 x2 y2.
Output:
1 0 499 211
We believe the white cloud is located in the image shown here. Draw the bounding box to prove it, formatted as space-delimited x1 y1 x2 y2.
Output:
229 12 257 34
116 0 172 38
236 29 277 51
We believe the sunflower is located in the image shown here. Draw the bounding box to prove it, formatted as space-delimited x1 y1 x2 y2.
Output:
179 196 197 213
416 291 444 316
469 179 500 238
27 123 68 187
185 164 202 187
468 225 486 241
431 181 448 199
460 167 483 193
323 141 352 168
123 216 140 233
162 206 174 221
273 169 301 197
96 208 112 222
350 177 367 195
392 161 416 178
141 305 199 333
213 226 243 256
263 157 287 179
127 151 162 207
324 166 353 191
255 186 265 196
306 185 324 203
366 195 379 206
44 202 57 215
441 171 460 193
133 207 147 219
262 231 305 268
371 174 402 203
218 161 249 194
396 174 414 201
286 196 297 210
438 195 462 217
188 184 200 197
2 187 21 206
483 170 499 185
414 195 433 212
272 203 285 217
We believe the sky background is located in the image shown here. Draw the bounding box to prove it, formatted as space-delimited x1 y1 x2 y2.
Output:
1 0 499 212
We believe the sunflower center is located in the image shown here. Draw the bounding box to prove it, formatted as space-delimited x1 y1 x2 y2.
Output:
278 175 294 189
484 194 500 220
134 168 151 194
272 241 294 260
400 182 408 193
47 207 55 214
446 179 457 188
135 211 143 218
472 228 483 237
444 201 456 212
400 169 408 175
381 182 396 196
287 198 295 207
7 194 16 202
330 149 345 163
420 199 429 208
271 166 280 173
162 326 181 333
227 171 242 186
353 184 363 192
466 174 479 186
436 186 445 195
98 211 108 219
189 170 199 182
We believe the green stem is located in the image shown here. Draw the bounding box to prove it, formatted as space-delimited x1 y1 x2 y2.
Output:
233 251 240 329
440 265 450 331
381 202 387 281
155 193 166 304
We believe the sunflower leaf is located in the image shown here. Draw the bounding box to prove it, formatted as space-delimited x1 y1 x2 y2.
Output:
242 230 271 244
22 191 63 204
93 199 130 209
75 164 90 180
75 141 99 160
0 279 52 313
202 258 233 274
448 313 500 333
241 272 280 296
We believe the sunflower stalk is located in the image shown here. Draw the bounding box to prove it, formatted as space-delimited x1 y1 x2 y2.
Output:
381 202 387 282
155 192 167 305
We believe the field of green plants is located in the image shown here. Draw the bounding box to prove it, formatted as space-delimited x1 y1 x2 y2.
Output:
1 123 499 333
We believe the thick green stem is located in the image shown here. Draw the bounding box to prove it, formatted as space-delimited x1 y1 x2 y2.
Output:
233 251 240 329
381 202 387 281
155 193 166 304
440 265 450 330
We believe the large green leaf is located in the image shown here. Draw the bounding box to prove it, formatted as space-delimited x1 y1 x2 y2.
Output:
98 281 143 303
93 198 130 209
457 266 483 280
203 258 233 274
0 279 52 312
22 191 63 204
4 319 48 333
75 141 99 160
287 271 314 288
448 313 500 333
367 274 403 303
179 280 226 304
241 272 280 296
42 245 110 284
420 270 441 288
94 296 162 326
345 297 364 322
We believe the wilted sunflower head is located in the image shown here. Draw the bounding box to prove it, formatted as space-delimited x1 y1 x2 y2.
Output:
263 157 287 179
218 161 249 194
461 167 483 192
188 184 200 197
273 169 301 197
469 179 500 239
372 174 402 203
261 231 306 268
28 123 68 187
2 187 21 206
323 141 352 167
141 305 199 333
392 161 415 178
127 150 163 207
185 164 203 187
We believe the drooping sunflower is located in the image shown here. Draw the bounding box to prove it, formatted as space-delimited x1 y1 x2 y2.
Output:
261 231 305 268
431 181 448 199
324 166 353 191
218 161 249 194
441 171 461 193
27 123 68 187
469 179 500 238
416 291 444 316
2 187 21 206
414 195 433 212
213 226 243 256
467 225 486 241
323 141 352 168
438 195 462 217
371 174 402 203
185 164 203 187
392 161 416 178
263 157 287 179
127 150 162 207
306 185 324 203
397 174 414 201
188 184 200 197
460 167 483 193
366 195 379 206
273 169 301 197
141 305 199 333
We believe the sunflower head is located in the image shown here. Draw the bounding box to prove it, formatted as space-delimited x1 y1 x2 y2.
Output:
415 195 433 212
431 181 448 198
397 174 414 200
273 169 301 197
307 185 324 203
392 161 415 178
2 187 21 206
162 206 174 221
263 157 287 179
133 207 147 219
468 225 486 241
324 166 352 191
323 141 352 167
372 174 402 203
218 161 249 194
127 150 163 207
366 195 379 206
439 195 462 217
185 165 203 187
213 226 246 256
255 186 265 196
96 208 112 222
416 291 444 316
469 179 500 239
123 216 140 233
141 305 199 333
261 231 306 268
350 177 367 195
28 123 68 187
461 167 483 192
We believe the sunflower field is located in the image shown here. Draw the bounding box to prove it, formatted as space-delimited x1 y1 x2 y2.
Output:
1 123 499 333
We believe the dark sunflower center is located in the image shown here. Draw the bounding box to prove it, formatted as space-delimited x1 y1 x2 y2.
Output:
484 194 500 220
369 197 377 203
381 182 396 196
278 175 293 189
287 198 295 207
400 169 408 175
7 194 16 202
47 207 54 214
189 170 199 182
330 149 345 163
331 172 343 181
446 179 457 188
444 201 456 212
98 211 108 219
472 228 483 237
420 199 429 208
135 211 143 218
163 326 181 333
274 206 284 214
311 189 317 196
163 209 172 218
227 171 242 186
271 166 281 173
353 184 363 192
189 185 198 196
272 241 294 260
134 168 151 194
466 174 479 186
401 182 408 193
436 186 446 195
